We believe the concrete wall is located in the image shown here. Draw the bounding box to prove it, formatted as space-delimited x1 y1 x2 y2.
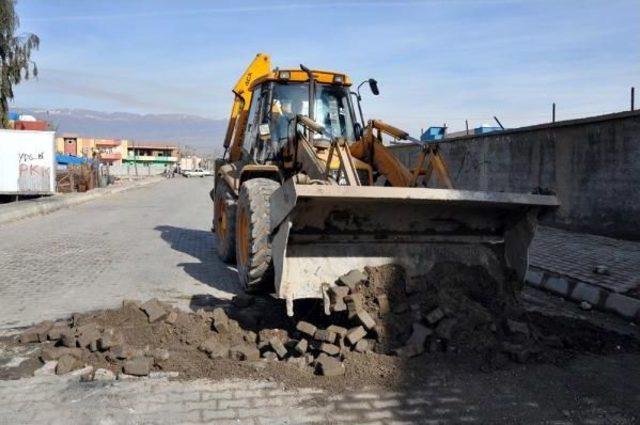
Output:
109 164 167 176
390 110 640 240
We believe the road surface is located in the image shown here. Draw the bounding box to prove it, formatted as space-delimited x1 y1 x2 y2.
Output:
1 177 638 424
0 177 237 330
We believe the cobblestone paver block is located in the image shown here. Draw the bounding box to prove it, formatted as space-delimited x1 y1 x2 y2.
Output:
296 321 317 337
525 269 545 287
570 282 604 305
140 299 168 323
543 276 570 296
604 293 640 319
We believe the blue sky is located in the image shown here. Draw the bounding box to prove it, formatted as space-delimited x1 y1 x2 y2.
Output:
12 0 640 133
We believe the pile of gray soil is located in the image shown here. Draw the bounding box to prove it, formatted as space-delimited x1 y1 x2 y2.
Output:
4 264 639 390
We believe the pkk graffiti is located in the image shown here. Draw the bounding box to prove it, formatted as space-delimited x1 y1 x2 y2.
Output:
19 163 51 177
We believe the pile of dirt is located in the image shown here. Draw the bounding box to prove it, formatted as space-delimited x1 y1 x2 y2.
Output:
8 293 384 386
354 263 640 367
307 262 538 363
5 264 640 390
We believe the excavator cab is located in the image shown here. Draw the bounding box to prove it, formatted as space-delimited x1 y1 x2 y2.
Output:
238 76 374 188
238 76 360 167
268 82 357 142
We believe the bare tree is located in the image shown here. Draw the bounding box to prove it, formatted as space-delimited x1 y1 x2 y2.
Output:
0 0 39 128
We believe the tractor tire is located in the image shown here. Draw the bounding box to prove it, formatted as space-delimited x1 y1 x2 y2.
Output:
235 178 280 293
213 179 237 263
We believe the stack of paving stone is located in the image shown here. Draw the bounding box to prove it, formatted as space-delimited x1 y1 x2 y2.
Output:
257 269 381 376
324 266 538 362
199 269 382 376
21 299 176 378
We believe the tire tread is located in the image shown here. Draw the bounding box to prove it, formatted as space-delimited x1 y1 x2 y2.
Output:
236 178 280 293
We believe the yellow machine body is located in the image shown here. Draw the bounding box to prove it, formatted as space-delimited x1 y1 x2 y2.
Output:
214 53 559 316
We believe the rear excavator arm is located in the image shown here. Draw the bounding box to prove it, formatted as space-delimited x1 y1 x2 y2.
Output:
350 120 454 189
223 53 272 162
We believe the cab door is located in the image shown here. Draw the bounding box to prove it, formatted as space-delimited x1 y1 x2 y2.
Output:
242 85 264 160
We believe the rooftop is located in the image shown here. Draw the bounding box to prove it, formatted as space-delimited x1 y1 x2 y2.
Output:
128 142 178 150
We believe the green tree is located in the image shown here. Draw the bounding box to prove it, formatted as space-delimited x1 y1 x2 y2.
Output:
0 0 39 128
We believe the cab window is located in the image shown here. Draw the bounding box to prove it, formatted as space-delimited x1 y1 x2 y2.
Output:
242 86 263 158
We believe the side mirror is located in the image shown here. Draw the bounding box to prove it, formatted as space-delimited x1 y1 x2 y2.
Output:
369 79 379 95
354 123 364 140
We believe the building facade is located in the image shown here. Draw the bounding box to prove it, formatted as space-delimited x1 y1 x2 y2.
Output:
55 135 129 166
55 137 181 170
123 143 179 169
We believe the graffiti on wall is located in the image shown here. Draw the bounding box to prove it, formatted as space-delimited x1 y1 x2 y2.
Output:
17 151 51 192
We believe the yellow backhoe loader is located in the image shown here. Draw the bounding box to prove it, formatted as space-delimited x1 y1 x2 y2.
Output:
212 53 558 316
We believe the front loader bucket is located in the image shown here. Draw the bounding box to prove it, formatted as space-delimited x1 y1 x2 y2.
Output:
270 179 558 316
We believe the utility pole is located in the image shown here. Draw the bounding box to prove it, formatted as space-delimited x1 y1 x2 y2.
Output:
632 87 635 111
552 103 556 123
465 120 469 135
132 140 138 177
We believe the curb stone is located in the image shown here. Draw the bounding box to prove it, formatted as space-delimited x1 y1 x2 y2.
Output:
570 282 603 306
543 276 570 295
525 269 544 287
604 293 640 319
526 267 640 322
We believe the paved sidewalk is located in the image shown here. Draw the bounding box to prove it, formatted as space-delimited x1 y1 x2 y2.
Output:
529 226 640 320
1 354 639 425
0 176 162 226
531 226 640 295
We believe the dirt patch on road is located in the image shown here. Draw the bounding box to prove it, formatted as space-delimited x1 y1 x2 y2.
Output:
2 264 639 391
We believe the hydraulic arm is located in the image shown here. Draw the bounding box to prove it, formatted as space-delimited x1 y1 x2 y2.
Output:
350 120 454 189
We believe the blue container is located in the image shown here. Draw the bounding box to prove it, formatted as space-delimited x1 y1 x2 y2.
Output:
8 111 19 121
56 153 88 165
420 126 446 142
474 125 502 135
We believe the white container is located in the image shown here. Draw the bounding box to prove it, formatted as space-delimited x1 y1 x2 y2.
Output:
0 129 56 194
180 157 193 171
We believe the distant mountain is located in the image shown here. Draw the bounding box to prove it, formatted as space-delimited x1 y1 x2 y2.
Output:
15 108 227 155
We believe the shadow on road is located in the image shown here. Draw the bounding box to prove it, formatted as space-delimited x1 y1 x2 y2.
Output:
153 226 640 423
155 225 239 294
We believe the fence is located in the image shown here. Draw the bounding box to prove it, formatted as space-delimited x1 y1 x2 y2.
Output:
56 164 98 193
